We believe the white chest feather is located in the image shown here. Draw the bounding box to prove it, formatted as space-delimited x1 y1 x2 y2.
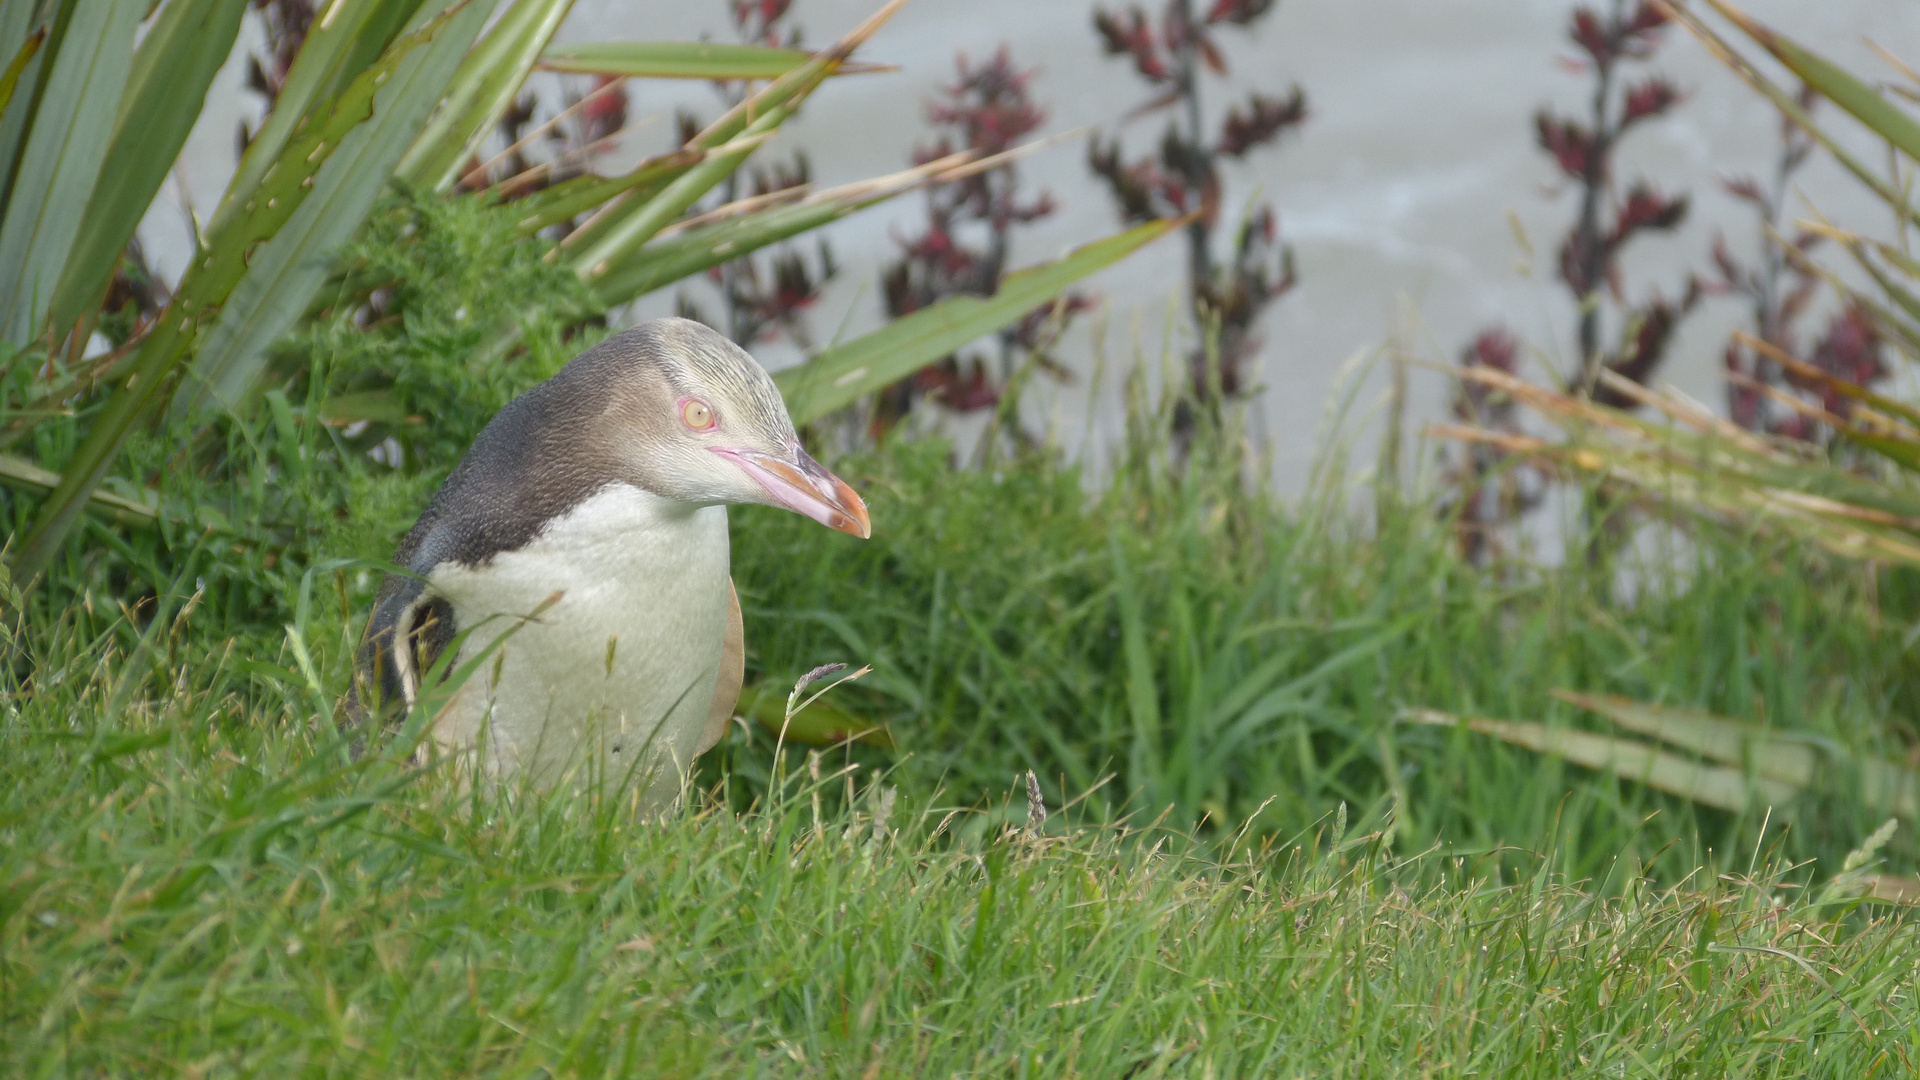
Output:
425 484 730 802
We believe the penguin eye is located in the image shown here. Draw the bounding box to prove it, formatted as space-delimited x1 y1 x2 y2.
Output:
680 398 715 431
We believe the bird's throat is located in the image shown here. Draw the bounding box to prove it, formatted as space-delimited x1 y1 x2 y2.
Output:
425 485 732 805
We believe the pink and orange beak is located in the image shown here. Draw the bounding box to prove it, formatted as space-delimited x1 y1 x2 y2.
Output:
712 445 871 538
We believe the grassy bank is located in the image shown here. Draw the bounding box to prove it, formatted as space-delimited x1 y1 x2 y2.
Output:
11 193 1915 878
16 424 1920 877
5 430 1919 1072
3 693 1915 1076
718 435 1919 878
7 192 1919 1072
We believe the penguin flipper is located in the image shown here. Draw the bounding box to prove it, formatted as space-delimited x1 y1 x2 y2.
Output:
397 596 457 710
347 574 456 727
698 579 745 755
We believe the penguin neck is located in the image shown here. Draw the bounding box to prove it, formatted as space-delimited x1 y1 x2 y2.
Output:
423 481 733 793
528 481 725 574
430 483 728 610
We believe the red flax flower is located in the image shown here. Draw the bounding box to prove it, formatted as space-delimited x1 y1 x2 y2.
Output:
576 75 628 146
1207 0 1275 26
1540 1 1694 394
1621 77 1680 126
1090 0 1305 427
929 55 1044 155
1220 89 1308 157
872 47 1077 436
1446 0 1696 547
730 0 798 46
1712 85 1884 443
1534 114 1594 180
1606 184 1688 252
1625 1 1670 39
1094 8 1169 81
1592 286 1699 408
1569 10 1612 65
1800 304 1885 420
1448 328 1545 566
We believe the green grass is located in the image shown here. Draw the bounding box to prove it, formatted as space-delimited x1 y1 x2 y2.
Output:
27 422 1918 879
3 677 1917 1077
709 436 1920 880
5 432 1919 1074
7 194 1920 1072
11 192 1916 878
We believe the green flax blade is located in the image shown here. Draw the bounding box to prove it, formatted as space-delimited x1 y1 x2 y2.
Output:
539 40 873 80
181 0 494 417
9 6 465 587
0 0 143 346
204 0 421 243
1703 0 1920 165
1411 708 1798 813
777 220 1178 424
397 0 576 192
0 22 44 117
46 0 250 337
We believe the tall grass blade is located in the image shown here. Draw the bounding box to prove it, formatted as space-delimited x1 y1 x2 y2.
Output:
554 131 771 259
588 197 849 304
204 0 424 243
0 0 142 347
540 40 891 80
396 0 575 193
1201 616 1415 777
9 7 465 589
46 0 250 338
588 148 1012 304
1702 0 1920 164
1406 708 1799 812
1558 691 1920 820
1433 364 1920 568
180 0 494 417
1109 535 1165 801
503 147 704 235
1656 0 1918 218
0 23 44 118
561 0 904 276
776 219 1179 424
0 9 51 218
564 112 787 281
690 0 904 150
0 451 156 528
1554 692 1819 786
1733 329 1920 432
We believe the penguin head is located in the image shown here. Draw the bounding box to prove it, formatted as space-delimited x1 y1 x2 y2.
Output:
598 318 870 538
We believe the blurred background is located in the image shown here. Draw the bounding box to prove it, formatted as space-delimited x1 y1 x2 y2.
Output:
139 0 1920 489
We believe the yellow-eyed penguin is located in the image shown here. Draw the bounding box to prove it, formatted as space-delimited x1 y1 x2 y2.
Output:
351 318 869 807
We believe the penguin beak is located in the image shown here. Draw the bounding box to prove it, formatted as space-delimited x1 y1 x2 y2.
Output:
712 446 871 538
